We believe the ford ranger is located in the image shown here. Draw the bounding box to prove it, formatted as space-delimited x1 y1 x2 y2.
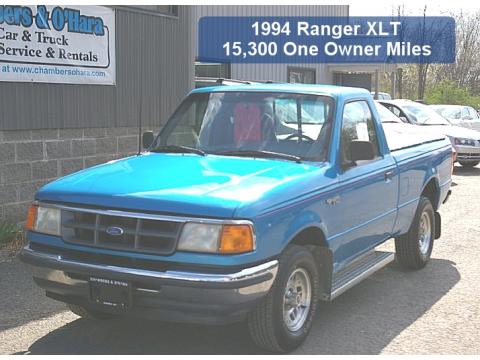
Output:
20 84 453 352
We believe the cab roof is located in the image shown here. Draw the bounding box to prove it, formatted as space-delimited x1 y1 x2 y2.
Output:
191 83 371 99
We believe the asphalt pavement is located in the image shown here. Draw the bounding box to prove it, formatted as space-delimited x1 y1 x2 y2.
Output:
1 165 479 354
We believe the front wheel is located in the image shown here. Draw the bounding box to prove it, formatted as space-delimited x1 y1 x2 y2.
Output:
459 161 479 168
395 196 435 269
247 245 319 353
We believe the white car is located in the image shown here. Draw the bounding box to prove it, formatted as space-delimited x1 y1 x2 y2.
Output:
379 100 480 168
430 104 480 132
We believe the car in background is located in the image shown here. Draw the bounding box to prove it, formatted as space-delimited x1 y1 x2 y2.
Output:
370 91 392 100
379 99 480 168
374 101 404 124
374 101 453 155
430 104 480 131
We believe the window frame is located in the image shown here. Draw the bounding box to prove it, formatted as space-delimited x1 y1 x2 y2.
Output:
194 61 232 79
338 99 383 168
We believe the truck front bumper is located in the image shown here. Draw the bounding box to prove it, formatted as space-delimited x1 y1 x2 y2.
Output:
19 244 278 324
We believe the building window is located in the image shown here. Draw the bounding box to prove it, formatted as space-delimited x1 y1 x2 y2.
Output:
333 72 372 91
195 62 231 79
124 6 178 16
288 67 316 84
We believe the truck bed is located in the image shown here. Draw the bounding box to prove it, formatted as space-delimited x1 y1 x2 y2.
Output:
382 123 447 152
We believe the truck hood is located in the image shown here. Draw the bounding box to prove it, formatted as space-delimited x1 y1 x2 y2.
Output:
36 153 327 218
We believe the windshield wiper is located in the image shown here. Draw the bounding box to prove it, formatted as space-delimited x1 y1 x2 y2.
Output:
215 150 302 163
151 145 205 156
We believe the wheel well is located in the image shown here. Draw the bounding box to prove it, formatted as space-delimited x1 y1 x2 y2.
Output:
422 179 439 210
290 226 328 248
290 227 333 299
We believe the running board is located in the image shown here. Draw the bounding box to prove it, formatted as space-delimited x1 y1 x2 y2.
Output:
329 251 394 300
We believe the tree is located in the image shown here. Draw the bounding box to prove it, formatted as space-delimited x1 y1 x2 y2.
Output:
424 81 480 108
417 6 430 100
432 11 480 95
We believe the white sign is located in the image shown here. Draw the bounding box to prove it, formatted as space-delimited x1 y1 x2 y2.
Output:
0 5 115 85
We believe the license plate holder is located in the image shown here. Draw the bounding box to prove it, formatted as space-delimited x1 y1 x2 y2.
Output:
89 276 132 309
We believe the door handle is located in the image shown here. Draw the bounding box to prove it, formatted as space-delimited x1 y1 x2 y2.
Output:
384 170 394 181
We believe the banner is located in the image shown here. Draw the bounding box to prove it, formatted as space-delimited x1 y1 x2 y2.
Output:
0 5 115 85
198 16 456 64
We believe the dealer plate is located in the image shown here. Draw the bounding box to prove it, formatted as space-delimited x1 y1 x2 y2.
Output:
89 276 131 308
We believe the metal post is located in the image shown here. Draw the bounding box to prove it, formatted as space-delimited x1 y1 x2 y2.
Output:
374 69 379 99
391 71 396 100
398 68 403 99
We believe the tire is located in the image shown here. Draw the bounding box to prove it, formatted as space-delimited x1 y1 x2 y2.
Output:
67 303 116 320
247 245 320 353
395 196 435 270
459 161 479 168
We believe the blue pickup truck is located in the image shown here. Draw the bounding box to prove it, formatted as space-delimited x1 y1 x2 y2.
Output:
20 84 453 352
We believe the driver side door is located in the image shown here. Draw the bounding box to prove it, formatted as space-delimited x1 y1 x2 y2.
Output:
331 100 398 268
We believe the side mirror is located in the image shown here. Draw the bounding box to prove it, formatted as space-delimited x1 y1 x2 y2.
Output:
463 116 473 120
142 131 154 149
350 140 375 162
399 116 408 123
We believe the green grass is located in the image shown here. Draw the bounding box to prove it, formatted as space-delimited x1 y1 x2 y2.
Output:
0 221 20 245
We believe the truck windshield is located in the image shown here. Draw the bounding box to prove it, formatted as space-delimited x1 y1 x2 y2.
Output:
153 91 334 161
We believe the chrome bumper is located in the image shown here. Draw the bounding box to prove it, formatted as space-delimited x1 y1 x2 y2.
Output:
20 244 278 324
455 145 480 161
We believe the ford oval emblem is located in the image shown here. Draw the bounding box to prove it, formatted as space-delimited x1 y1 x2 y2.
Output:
106 226 124 236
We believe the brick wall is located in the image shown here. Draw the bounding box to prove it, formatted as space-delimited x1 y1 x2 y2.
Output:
0 127 157 223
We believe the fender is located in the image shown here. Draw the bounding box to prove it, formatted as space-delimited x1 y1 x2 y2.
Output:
420 174 441 210
281 209 327 249
281 211 333 299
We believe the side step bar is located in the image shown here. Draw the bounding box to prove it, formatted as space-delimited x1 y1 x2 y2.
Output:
329 251 395 300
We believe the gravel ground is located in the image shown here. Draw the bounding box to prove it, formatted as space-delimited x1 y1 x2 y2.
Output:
0 165 479 354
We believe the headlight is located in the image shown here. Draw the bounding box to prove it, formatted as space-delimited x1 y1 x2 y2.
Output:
26 204 61 236
177 223 222 253
177 223 255 254
454 137 476 146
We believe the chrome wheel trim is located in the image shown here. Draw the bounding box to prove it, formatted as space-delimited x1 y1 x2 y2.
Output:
418 212 432 255
283 267 312 332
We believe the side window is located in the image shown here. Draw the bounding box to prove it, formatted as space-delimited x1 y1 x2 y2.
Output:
341 101 380 163
390 105 402 118
468 107 479 119
384 104 401 118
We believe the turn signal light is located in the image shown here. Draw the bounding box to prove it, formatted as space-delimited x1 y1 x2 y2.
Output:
219 225 255 254
25 204 38 231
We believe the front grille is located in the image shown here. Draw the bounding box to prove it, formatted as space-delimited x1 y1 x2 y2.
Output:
61 209 182 255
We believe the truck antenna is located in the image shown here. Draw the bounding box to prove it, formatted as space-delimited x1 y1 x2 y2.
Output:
137 89 143 156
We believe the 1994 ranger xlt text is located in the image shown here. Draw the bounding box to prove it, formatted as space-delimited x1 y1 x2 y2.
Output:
20 84 453 352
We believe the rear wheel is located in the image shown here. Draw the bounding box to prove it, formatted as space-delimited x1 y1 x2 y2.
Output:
247 245 319 353
459 161 479 168
67 303 116 320
395 196 435 269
